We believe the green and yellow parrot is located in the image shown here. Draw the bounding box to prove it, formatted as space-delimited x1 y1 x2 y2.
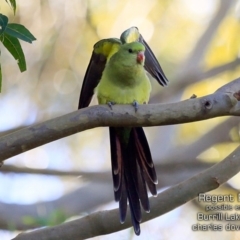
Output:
78 27 168 235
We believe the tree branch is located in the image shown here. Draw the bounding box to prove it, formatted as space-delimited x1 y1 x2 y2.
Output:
0 165 86 176
178 0 235 76
0 78 240 164
0 161 212 230
13 144 240 239
166 116 239 164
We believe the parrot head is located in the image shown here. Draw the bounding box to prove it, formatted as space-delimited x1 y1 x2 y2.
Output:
104 42 146 84
116 42 146 66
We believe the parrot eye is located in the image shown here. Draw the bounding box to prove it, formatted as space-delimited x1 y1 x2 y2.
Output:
128 48 133 53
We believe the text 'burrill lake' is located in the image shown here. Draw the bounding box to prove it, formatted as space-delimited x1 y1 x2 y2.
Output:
191 193 240 231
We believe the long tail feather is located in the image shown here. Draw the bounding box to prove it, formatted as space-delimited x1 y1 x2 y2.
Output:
109 127 123 201
133 128 158 196
109 127 157 235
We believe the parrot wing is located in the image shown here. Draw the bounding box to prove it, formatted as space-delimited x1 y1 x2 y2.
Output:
78 38 121 109
120 26 168 86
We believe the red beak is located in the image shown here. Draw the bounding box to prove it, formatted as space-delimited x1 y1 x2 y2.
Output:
137 51 144 64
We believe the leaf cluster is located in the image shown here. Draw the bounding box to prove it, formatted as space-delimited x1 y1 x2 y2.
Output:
0 0 36 91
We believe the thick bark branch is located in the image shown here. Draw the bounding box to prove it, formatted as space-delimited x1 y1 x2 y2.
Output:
0 161 212 230
13 145 240 239
0 78 240 164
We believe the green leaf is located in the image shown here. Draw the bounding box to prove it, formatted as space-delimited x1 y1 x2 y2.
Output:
0 33 26 72
0 14 8 35
5 0 16 15
5 23 36 43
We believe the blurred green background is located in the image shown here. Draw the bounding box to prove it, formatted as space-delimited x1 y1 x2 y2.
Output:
0 0 240 239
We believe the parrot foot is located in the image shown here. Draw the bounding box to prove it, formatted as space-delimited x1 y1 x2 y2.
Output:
107 101 115 110
132 100 138 112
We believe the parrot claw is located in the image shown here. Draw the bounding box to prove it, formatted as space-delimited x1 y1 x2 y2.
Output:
132 100 138 112
107 101 115 110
